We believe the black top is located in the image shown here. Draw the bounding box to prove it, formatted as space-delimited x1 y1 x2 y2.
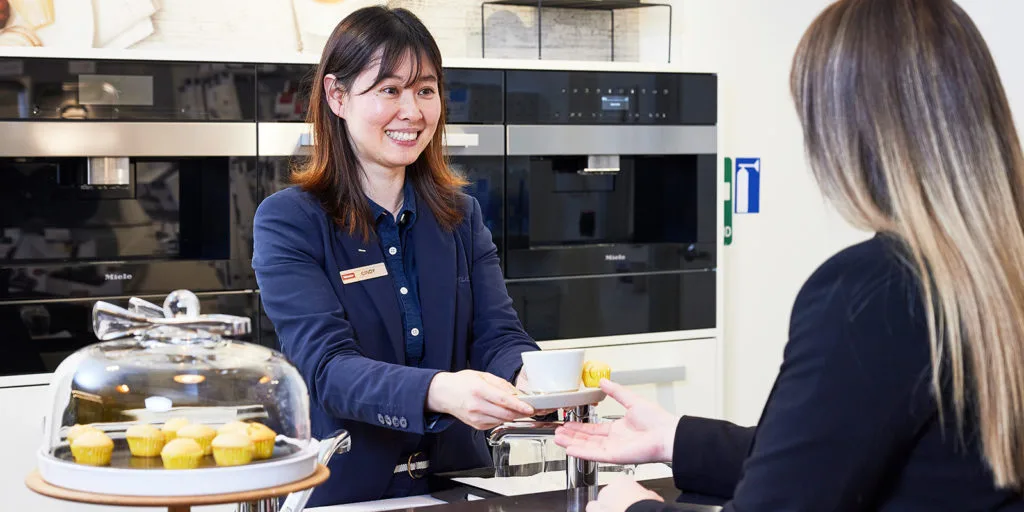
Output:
631 235 1024 511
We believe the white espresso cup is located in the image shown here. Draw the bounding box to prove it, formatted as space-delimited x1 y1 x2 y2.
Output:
520 349 585 393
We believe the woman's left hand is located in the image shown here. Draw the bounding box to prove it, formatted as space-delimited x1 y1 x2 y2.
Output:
586 477 664 512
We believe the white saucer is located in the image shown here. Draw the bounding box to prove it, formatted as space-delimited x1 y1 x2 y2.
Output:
517 387 606 410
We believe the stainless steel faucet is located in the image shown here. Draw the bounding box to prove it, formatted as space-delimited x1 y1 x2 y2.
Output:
235 429 351 512
487 404 598 489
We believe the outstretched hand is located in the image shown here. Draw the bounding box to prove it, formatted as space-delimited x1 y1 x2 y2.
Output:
554 379 679 465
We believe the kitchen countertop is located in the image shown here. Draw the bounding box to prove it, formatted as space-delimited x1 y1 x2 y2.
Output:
309 471 726 512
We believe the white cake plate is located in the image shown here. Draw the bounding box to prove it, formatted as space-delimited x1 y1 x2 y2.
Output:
37 437 318 496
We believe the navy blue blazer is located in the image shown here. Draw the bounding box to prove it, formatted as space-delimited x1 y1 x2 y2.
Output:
630 236 1024 511
252 186 539 506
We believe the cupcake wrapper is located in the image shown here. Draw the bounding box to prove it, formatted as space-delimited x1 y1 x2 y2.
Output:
71 445 112 466
162 431 178 443
213 446 254 466
127 437 164 457
185 436 214 456
161 452 203 470
251 439 274 460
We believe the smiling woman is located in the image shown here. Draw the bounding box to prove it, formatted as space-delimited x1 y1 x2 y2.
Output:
251 5 543 508
293 6 465 242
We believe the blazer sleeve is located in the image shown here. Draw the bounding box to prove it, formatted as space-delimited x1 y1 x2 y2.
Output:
672 416 755 498
716 256 930 511
464 196 540 382
252 193 443 435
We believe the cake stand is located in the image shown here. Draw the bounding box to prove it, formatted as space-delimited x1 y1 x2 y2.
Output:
25 464 329 512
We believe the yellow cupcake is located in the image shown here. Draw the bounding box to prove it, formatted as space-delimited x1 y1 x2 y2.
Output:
582 360 612 388
217 421 249 436
70 431 113 466
245 423 277 460
160 438 204 470
125 424 165 457
211 432 255 466
66 424 101 445
161 417 190 442
176 424 216 456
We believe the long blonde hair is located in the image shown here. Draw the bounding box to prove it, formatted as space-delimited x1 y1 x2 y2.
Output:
792 0 1024 489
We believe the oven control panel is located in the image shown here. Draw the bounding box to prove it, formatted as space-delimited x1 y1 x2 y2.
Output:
505 70 716 125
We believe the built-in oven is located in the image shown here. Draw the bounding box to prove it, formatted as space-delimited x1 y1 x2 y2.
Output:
502 70 718 341
0 57 263 378
254 65 507 348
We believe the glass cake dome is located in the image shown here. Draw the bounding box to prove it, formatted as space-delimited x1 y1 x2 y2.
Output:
36 290 318 496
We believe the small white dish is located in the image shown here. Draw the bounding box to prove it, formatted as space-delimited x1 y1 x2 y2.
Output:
516 387 606 410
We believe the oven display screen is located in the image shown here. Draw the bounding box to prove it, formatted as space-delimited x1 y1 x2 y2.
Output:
601 95 630 111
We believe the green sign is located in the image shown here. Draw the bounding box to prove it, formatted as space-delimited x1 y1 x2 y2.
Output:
724 157 733 246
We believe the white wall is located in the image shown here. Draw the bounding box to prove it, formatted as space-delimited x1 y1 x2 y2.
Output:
674 0 1024 425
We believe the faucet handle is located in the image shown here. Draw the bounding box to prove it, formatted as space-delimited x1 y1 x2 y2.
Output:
279 430 351 512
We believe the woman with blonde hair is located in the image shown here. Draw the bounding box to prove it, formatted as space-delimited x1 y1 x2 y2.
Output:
556 0 1024 510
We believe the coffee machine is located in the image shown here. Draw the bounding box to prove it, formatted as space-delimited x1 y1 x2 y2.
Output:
0 57 262 377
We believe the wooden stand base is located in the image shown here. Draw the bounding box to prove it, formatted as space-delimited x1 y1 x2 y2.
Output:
26 464 329 512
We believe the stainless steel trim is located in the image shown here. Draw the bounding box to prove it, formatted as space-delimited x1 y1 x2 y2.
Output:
0 122 256 157
445 124 504 156
257 123 506 157
504 268 713 284
610 366 687 386
506 125 717 156
0 289 258 306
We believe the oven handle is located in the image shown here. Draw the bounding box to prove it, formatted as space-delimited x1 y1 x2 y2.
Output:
506 125 717 156
610 366 687 386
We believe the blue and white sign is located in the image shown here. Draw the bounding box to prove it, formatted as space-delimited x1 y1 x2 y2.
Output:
734 157 761 214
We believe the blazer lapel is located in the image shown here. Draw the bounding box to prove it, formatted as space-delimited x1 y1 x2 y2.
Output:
413 205 456 370
336 232 405 365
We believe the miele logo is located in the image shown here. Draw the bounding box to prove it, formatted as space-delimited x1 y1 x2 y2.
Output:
604 254 627 262
104 273 134 281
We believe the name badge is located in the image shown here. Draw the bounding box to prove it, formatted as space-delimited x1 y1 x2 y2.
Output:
340 262 388 284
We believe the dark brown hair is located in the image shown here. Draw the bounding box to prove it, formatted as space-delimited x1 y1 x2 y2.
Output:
293 6 466 240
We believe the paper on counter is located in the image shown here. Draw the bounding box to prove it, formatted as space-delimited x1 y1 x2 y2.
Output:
307 494 447 511
451 463 673 497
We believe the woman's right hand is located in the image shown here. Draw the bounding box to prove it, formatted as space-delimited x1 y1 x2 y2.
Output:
554 379 679 465
426 370 536 430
